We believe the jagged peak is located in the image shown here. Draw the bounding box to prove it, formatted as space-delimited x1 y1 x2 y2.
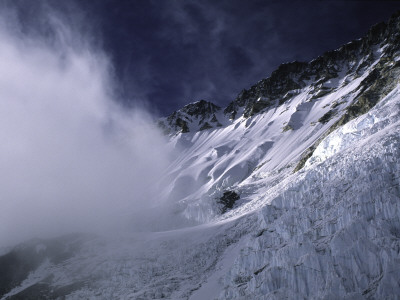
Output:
180 99 221 116
389 9 400 21
270 61 308 77
158 99 222 135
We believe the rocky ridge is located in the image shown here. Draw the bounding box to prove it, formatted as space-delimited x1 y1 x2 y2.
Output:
158 99 222 134
161 11 400 136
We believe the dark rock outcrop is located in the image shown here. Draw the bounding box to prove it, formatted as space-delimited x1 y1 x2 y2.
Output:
158 100 221 134
218 191 240 214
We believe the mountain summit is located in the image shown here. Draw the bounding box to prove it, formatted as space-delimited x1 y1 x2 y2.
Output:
158 99 222 134
2 12 400 300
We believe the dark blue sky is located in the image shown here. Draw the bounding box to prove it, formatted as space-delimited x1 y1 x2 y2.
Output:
6 0 400 116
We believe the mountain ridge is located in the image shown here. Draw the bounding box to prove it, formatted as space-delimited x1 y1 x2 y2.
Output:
160 11 400 135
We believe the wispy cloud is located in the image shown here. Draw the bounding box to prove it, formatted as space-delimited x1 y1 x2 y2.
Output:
0 4 173 247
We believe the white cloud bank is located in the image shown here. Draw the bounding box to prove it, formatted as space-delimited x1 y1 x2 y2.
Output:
0 7 173 247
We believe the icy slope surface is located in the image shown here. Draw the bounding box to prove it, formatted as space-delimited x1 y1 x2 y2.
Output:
159 44 396 224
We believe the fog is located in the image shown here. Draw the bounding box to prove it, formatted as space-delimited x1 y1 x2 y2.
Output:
0 6 173 248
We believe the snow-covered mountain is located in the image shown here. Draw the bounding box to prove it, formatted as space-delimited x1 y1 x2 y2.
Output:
2 12 400 299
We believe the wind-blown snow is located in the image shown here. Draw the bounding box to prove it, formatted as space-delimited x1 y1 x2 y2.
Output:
0 6 173 248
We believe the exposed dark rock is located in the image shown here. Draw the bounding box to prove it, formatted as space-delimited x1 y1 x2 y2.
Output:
318 110 336 124
199 122 213 131
0 247 43 297
254 265 267 276
293 145 316 173
282 124 293 132
159 100 221 134
181 100 221 117
218 191 240 214
0 234 87 298
175 117 189 133
310 87 334 100
331 100 346 109
244 99 272 118
210 114 218 123
224 61 307 119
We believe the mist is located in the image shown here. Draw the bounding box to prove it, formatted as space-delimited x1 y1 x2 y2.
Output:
0 5 173 248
